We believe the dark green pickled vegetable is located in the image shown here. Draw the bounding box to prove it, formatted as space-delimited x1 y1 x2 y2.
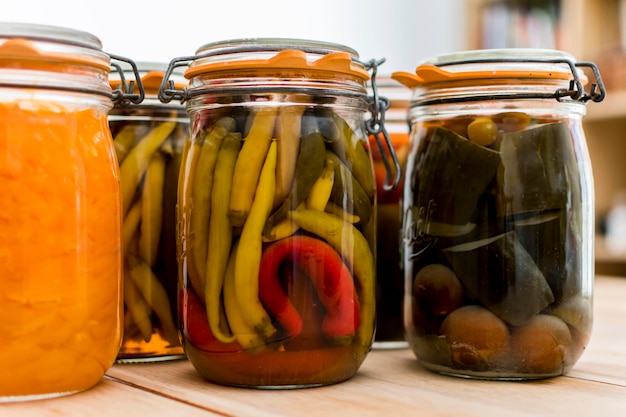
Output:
417 127 501 237
326 149 373 225
301 109 321 137
443 231 555 326
497 122 577 217
314 107 341 142
327 113 375 198
263 132 326 234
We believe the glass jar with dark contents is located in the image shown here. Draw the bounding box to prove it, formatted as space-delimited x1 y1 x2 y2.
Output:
393 49 605 379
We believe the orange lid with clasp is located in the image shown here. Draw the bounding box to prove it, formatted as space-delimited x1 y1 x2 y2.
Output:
184 38 370 81
0 22 110 72
392 48 586 89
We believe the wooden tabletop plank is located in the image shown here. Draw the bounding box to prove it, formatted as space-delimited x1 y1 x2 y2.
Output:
105 275 626 417
0 377 222 417
107 348 626 417
5 275 626 416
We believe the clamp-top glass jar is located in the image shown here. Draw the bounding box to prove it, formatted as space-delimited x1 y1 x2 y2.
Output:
109 63 187 362
393 49 605 380
160 38 398 388
368 78 411 348
0 22 142 400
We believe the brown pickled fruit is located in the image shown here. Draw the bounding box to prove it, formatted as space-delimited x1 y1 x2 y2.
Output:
440 305 510 371
509 314 572 375
413 264 464 317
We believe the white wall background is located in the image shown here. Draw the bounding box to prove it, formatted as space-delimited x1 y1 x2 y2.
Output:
4 0 466 76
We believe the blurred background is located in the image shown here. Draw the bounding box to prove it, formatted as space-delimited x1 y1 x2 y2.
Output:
5 0 626 271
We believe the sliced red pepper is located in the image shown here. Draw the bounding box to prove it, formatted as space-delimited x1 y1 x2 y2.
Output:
258 235 360 340
179 288 240 353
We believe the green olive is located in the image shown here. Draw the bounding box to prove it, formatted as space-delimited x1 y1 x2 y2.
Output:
494 111 531 132
467 117 498 146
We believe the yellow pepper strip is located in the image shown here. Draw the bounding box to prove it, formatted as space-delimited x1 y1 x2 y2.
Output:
138 151 166 267
123 262 153 342
288 209 375 347
325 201 361 224
262 202 304 242
305 157 335 211
263 157 335 242
205 132 241 344
229 107 278 227
120 121 176 216
223 242 266 352
178 136 203 297
234 141 278 338
190 117 236 291
274 105 305 208
126 254 179 346
122 200 142 256
113 124 138 164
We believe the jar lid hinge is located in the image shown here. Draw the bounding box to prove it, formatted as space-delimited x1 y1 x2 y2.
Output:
108 53 145 105
365 58 401 191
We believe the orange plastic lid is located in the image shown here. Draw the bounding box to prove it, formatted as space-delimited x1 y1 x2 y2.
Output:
392 48 586 88
185 47 369 81
0 38 110 71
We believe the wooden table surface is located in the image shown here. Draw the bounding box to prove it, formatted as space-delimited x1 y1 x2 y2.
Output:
3 275 626 416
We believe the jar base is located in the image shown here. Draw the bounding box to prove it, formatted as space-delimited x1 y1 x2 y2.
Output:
421 361 567 381
0 389 82 403
115 354 186 364
372 340 409 350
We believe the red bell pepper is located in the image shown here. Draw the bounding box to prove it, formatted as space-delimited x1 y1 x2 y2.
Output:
258 235 360 340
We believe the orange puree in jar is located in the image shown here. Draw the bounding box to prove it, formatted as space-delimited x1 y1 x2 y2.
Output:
0 99 123 398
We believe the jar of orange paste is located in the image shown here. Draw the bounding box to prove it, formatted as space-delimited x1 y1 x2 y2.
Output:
0 22 142 401
368 77 410 348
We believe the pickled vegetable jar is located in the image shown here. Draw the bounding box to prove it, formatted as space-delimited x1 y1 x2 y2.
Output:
109 64 187 362
0 23 139 400
160 38 396 388
393 49 605 379
369 78 410 348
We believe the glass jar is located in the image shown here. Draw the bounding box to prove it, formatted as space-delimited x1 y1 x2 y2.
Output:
109 63 188 362
0 22 141 401
393 49 605 379
160 38 397 388
368 78 411 348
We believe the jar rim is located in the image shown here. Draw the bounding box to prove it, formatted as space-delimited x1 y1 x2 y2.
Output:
194 37 360 58
0 21 102 50
392 48 586 89
185 37 369 81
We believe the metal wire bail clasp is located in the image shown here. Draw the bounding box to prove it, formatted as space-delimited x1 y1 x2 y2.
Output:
158 55 195 104
365 58 401 191
108 53 145 105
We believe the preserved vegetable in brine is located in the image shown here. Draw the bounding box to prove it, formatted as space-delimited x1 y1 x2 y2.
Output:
164 38 398 388
179 106 376 386
110 65 187 362
404 113 592 378
394 49 604 380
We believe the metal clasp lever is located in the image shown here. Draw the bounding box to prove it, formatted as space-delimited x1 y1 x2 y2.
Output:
364 58 402 191
108 53 144 105
158 56 195 104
